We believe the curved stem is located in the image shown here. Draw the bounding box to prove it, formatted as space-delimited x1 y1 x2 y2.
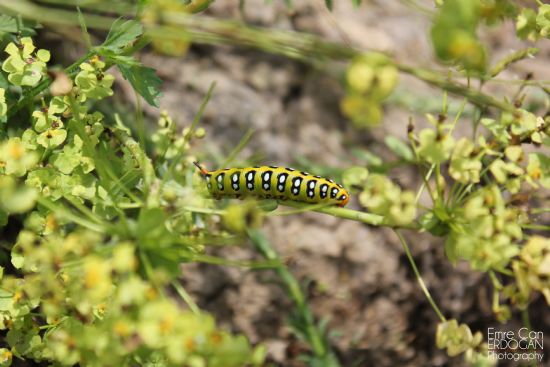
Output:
394 229 446 322
0 0 517 113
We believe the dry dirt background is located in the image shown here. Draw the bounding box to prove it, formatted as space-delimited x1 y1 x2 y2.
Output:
96 0 549 366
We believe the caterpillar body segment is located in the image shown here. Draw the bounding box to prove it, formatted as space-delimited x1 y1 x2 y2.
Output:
194 163 350 207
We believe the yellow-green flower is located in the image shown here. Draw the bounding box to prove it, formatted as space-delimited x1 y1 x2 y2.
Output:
417 129 455 164
75 61 115 101
449 138 482 183
436 319 483 358
37 129 67 149
2 38 50 86
359 174 417 226
0 138 39 177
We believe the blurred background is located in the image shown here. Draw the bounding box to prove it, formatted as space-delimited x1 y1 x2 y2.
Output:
4 0 549 365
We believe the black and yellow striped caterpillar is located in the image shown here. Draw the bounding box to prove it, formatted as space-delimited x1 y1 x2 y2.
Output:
194 163 350 207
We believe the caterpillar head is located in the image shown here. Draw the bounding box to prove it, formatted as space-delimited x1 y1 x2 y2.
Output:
337 190 350 207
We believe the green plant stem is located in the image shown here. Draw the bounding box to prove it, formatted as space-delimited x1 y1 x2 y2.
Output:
37 197 106 233
394 66 514 113
112 128 156 192
394 230 446 322
248 229 340 367
521 224 550 231
166 81 216 179
138 250 165 296
0 0 516 113
281 201 398 227
220 128 255 168
531 208 550 214
489 48 539 78
182 81 217 146
158 14 515 111
171 280 200 314
521 309 537 367
269 201 335 216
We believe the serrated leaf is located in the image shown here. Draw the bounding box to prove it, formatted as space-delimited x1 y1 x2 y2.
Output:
384 136 413 161
118 64 162 107
101 18 143 52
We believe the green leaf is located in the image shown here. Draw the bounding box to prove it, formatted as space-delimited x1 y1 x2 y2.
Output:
384 136 413 161
0 14 18 33
118 64 163 107
325 0 333 11
101 18 143 52
352 0 362 7
11 250 24 269
77 6 93 49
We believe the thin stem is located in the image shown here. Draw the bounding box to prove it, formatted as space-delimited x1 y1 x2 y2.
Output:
248 229 340 366
531 208 550 214
394 230 446 322
521 224 550 231
37 197 106 233
139 250 165 297
219 128 255 168
183 81 216 146
520 309 537 367
171 281 200 315
268 202 334 216
0 1 517 113
280 201 389 227
166 82 216 180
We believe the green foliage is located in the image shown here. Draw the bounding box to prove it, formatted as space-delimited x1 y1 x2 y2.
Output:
511 236 550 307
445 185 524 271
449 138 482 184
431 0 487 72
0 21 263 367
358 174 417 227
0 1 549 366
516 4 550 41
75 60 115 101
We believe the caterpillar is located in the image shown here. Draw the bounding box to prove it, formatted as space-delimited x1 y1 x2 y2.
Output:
194 162 350 207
